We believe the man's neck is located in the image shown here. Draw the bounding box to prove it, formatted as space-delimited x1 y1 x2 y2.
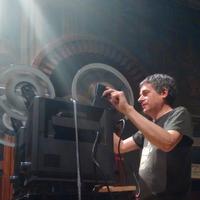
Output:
152 104 173 121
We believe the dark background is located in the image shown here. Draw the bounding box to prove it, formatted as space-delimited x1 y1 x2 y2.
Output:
0 0 200 196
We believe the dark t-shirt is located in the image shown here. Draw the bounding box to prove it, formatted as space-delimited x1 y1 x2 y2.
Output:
133 106 193 200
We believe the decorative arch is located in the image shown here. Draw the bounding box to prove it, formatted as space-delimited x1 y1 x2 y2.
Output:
32 35 146 97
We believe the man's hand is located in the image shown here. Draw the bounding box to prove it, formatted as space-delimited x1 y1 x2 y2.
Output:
103 87 132 115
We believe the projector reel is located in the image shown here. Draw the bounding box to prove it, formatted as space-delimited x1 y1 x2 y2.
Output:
71 63 134 106
0 65 55 121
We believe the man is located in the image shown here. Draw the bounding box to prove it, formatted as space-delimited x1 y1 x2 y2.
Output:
103 74 193 200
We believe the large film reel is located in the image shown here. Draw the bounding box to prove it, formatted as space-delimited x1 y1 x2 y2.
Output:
71 63 134 106
0 65 55 121
0 105 16 147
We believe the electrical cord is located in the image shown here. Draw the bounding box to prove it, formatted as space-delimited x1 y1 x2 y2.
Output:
91 131 100 175
9 83 36 135
91 131 115 200
71 98 82 200
116 118 141 200
20 82 36 109
133 171 141 200
116 118 127 183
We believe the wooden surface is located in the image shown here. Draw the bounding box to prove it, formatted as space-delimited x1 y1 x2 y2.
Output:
96 162 200 194
192 163 200 179
193 138 200 147
97 185 136 193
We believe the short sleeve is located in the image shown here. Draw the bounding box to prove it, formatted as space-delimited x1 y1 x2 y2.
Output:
164 107 193 141
133 131 144 148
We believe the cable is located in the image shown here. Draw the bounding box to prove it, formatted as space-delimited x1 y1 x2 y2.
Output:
116 118 127 184
91 131 101 173
117 119 126 156
71 98 82 200
20 82 36 109
10 117 23 134
116 118 141 200
91 131 115 200
133 172 141 200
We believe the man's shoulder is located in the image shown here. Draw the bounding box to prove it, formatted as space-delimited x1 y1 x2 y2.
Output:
172 106 190 115
166 106 192 123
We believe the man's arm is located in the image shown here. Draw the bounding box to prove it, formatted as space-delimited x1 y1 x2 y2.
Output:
104 89 182 152
120 105 183 152
113 133 140 154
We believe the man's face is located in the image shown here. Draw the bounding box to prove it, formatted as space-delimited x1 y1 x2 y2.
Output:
138 83 166 117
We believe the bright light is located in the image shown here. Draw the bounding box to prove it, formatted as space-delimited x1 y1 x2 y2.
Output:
19 0 55 44
0 0 5 36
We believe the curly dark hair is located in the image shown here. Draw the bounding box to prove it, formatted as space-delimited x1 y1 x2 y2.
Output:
139 74 177 106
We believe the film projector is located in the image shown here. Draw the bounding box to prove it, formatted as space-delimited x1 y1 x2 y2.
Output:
0 65 55 200
0 63 134 199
